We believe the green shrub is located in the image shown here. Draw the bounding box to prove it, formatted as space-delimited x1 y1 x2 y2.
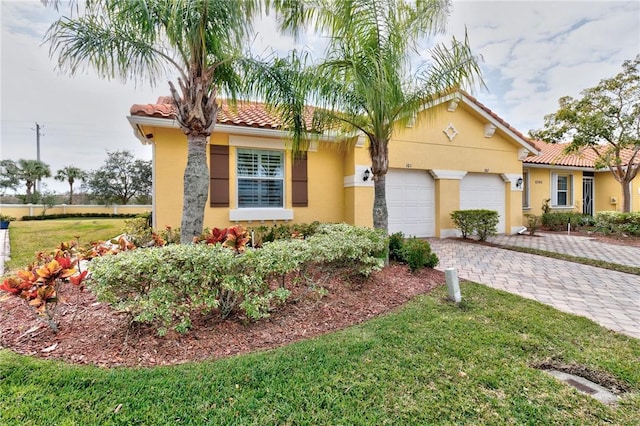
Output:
595 211 640 236
388 232 405 261
122 215 154 246
474 210 500 241
541 212 590 231
525 214 541 236
89 223 386 334
21 213 140 221
450 209 499 241
450 211 475 239
251 221 321 246
399 237 439 272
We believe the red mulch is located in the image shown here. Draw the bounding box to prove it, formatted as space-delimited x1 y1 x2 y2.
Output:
0 264 443 368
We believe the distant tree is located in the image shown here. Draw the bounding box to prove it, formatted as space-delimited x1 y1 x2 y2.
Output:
83 150 151 205
0 159 20 195
55 166 87 204
531 55 640 212
17 159 52 203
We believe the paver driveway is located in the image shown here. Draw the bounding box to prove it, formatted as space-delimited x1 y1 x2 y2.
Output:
429 238 640 339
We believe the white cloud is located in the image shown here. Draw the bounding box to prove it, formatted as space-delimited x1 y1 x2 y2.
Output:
1 0 639 193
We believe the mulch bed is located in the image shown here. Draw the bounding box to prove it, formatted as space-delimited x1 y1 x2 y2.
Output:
0 264 443 368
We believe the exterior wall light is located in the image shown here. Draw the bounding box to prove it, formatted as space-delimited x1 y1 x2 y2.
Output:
363 168 371 181
516 177 523 188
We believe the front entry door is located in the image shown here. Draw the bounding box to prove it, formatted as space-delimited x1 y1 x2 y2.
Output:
583 177 594 216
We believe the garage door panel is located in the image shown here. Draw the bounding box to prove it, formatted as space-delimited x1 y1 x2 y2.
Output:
460 174 505 233
387 169 435 237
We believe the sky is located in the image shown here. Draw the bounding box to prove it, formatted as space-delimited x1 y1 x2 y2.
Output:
1 0 639 194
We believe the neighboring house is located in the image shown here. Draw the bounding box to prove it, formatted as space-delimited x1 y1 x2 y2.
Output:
522 141 640 216
128 91 538 237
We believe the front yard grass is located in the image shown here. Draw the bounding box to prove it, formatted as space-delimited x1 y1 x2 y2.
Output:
3 218 127 272
1 282 638 425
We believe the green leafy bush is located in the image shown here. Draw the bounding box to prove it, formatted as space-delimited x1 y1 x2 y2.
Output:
450 211 475 239
541 212 591 231
525 214 541 236
595 211 640 236
251 221 321 246
388 232 405 261
450 210 499 241
89 223 386 334
21 213 140 221
399 237 439 272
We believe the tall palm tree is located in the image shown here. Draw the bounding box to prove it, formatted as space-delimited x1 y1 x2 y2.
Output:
17 159 51 202
55 166 87 204
268 0 484 232
46 0 262 242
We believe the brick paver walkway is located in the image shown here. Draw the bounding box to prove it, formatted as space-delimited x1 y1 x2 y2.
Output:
489 232 640 268
430 238 639 339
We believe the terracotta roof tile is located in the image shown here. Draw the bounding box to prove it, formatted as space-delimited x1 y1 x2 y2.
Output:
130 92 539 154
130 97 314 130
524 141 638 168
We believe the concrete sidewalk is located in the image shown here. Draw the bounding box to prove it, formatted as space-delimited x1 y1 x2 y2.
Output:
430 237 639 339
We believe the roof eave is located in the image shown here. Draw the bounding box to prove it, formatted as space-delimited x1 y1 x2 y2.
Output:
127 115 338 143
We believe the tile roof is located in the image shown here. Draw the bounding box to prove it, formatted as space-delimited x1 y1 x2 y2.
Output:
130 97 314 130
524 141 639 168
130 92 539 153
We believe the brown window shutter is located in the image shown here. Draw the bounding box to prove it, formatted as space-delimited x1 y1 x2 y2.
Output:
292 152 308 207
210 145 229 207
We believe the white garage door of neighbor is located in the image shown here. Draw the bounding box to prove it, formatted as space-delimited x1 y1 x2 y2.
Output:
460 173 506 233
387 169 435 237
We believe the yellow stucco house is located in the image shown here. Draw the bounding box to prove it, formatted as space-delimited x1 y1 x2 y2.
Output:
523 141 640 216
128 91 538 237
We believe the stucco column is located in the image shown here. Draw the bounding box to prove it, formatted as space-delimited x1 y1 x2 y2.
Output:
344 164 374 228
430 170 467 237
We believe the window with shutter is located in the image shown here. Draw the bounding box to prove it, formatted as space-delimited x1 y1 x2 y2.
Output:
237 149 284 208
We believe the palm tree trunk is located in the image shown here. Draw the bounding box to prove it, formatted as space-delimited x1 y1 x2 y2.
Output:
69 183 73 205
181 133 210 243
373 172 389 232
370 138 389 233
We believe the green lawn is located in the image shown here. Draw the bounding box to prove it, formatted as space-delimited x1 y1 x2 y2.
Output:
1 283 638 425
3 218 127 272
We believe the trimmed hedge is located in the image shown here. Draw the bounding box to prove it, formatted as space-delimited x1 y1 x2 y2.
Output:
594 211 640 236
89 223 386 334
450 209 499 241
21 213 141 221
541 212 594 231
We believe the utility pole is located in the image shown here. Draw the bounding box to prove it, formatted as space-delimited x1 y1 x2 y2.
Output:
35 122 43 193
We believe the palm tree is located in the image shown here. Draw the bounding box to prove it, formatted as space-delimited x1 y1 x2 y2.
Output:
46 0 263 242
17 159 51 203
269 0 484 232
55 166 87 204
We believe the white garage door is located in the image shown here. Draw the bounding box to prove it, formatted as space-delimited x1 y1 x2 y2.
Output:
460 173 506 233
387 169 435 237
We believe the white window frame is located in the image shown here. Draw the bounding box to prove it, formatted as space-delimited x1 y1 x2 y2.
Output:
230 148 293 221
551 172 573 207
236 148 285 208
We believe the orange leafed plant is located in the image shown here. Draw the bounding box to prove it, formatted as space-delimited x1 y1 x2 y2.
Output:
0 243 90 333
222 225 251 253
